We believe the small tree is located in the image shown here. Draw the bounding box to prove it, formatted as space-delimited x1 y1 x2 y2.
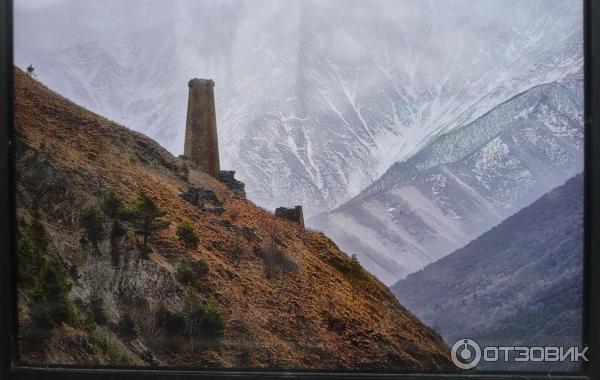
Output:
16 220 45 284
348 254 363 299
101 191 124 220
177 259 195 285
349 254 361 277
109 220 126 266
89 288 108 325
155 301 185 335
176 220 199 249
176 258 209 285
29 208 48 260
201 299 226 339
81 206 104 253
180 163 190 182
182 289 225 352
17 210 77 341
26 64 35 78
260 244 297 280
29 259 76 329
105 344 129 365
118 310 137 339
231 246 243 267
183 291 201 352
130 192 170 258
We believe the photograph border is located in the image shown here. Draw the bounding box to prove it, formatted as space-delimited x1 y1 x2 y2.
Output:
1 0 598 379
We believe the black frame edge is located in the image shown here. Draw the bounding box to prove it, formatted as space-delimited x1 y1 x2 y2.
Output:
1 0 15 378
585 0 599 379
1 0 599 379
4 369 597 380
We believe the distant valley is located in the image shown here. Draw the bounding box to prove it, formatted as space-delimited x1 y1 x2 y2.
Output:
392 173 584 371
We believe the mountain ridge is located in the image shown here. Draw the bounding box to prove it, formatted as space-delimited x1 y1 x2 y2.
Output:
311 77 583 284
16 0 583 217
392 173 584 370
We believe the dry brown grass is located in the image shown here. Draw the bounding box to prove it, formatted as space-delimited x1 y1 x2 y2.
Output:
13 67 452 370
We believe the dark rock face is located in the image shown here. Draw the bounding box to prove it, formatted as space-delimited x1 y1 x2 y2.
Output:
219 170 246 198
275 206 304 228
179 187 224 215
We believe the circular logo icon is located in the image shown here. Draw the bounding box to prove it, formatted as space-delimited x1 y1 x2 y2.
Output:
451 338 481 369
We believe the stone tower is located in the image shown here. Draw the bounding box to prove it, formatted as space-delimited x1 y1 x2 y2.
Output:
184 78 220 178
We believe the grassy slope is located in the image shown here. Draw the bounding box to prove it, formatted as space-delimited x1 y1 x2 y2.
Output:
14 68 451 370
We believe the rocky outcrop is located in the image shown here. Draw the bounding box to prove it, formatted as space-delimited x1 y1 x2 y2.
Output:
179 187 224 215
215 220 258 242
219 170 246 198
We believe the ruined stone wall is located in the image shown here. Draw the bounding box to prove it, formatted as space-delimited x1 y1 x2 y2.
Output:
184 78 220 178
275 206 305 228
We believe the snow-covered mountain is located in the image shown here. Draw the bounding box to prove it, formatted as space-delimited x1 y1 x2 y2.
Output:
310 78 584 284
16 0 583 218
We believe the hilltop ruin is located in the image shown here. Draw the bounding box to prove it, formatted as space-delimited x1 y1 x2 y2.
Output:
182 79 245 198
183 78 220 178
183 78 304 225
275 206 305 228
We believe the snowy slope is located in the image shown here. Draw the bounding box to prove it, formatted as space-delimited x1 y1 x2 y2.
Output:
310 78 583 284
16 0 583 217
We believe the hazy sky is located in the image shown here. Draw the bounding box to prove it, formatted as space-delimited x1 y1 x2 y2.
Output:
14 0 197 57
15 0 583 59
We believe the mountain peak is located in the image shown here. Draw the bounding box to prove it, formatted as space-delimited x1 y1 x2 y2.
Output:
16 0 583 217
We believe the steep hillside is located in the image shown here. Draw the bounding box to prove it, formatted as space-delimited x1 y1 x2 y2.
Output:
311 78 583 284
393 174 584 370
13 68 452 370
17 0 583 217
